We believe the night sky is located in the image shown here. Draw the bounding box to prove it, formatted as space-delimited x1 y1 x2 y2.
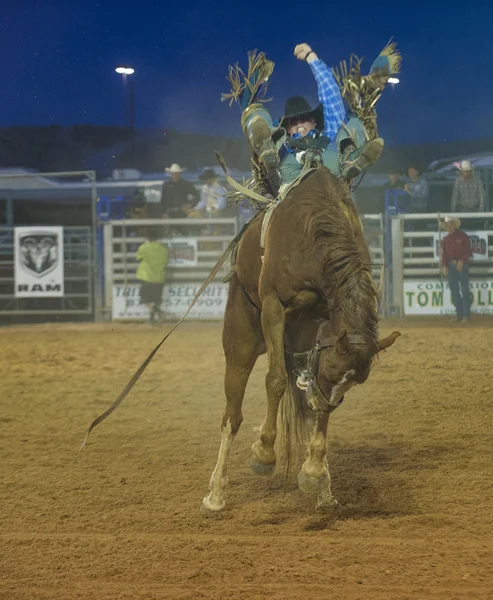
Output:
3 1 493 146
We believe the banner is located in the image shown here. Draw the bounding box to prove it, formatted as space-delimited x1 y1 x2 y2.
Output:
112 282 228 320
403 280 493 315
433 231 488 262
14 227 64 297
166 238 198 266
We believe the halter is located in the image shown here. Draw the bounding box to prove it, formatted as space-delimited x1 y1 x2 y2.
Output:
291 321 367 410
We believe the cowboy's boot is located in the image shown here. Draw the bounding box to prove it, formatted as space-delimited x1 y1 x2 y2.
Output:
341 137 384 179
248 115 281 196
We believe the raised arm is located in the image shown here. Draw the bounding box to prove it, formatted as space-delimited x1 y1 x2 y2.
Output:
294 43 346 140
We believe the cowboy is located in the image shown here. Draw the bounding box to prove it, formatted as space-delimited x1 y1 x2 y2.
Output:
235 42 399 194
160 163 199 218
451 160 485 213
441 216 472 323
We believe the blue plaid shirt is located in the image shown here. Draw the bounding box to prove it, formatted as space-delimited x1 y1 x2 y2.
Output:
309 59 346 141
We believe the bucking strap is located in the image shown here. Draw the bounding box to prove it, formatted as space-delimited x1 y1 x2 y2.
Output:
215 151 274 206
260 203 277 249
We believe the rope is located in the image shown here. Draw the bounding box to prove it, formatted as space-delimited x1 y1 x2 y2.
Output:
79 224 247 452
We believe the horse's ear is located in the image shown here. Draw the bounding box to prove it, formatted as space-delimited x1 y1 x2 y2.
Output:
377 331 401 352
336 329 350 354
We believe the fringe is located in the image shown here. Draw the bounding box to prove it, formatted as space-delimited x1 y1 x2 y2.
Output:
221 50 275 108
225 156 271 210
377 40 402 75
332 42 401 141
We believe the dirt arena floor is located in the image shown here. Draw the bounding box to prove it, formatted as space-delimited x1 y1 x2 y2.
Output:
1 317 493 599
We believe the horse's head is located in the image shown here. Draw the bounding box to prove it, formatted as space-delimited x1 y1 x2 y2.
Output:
296 325 400 412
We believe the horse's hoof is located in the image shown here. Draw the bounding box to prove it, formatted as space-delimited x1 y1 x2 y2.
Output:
316 496 339 509
298 470 323 494
249 454 276 476
201 496 225 516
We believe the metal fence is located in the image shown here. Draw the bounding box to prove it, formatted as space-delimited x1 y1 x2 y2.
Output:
104 217 238 320
4 168 492 322
0 171 98 319
104 215 386 320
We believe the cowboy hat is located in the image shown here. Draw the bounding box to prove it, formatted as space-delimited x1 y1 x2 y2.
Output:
279 96 324 131
199 168 217 181
456 160 472 171
165 163 186 173
440 215 461 230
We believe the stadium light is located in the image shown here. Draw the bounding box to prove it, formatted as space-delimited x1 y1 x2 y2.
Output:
115 67 135 75
388 77 400 85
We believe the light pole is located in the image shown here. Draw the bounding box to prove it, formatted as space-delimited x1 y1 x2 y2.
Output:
388 77 399 147
115 67 135 166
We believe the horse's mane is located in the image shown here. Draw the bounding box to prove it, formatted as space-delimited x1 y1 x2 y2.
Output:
292 168 379 352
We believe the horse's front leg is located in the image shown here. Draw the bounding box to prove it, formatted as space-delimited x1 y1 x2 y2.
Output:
298 412 338 508
250 294 287 475
202 280 263 513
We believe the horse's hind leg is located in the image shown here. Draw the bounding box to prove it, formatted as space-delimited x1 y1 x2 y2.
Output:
250 293 287 475
202 279 263 513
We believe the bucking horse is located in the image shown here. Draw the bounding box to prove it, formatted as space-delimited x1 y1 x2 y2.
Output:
202 44 402 512
202 166 400 513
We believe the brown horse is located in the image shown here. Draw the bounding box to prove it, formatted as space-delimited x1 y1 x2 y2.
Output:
202 166 400 512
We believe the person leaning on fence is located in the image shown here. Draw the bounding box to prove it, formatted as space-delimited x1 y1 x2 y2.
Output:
384 169 404 190
404 166 429 212
441 216 472 323
136 227 169 325
451 160 485 213
189 168 227 217
161 163 200 218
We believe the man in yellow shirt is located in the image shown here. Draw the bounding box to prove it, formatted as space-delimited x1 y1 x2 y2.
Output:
136 227 169 325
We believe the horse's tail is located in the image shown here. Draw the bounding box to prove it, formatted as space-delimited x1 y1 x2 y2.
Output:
276 352 315 489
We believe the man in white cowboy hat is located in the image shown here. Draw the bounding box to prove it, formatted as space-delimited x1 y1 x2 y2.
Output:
441 215 473 322
451 160 485 213
161 163 199 218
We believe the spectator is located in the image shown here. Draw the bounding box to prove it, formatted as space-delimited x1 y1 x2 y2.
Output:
451 160 485 213
404 166 429 212
136 227 169 325
384 169 404 190
191 168 227 216
161 163 199 218
142 186 164 219
441 216 472 323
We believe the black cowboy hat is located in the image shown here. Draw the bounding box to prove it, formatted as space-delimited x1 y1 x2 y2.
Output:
199 168 217 181
279 96 324 131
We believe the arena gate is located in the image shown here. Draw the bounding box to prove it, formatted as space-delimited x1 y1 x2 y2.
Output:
0 171 97 320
